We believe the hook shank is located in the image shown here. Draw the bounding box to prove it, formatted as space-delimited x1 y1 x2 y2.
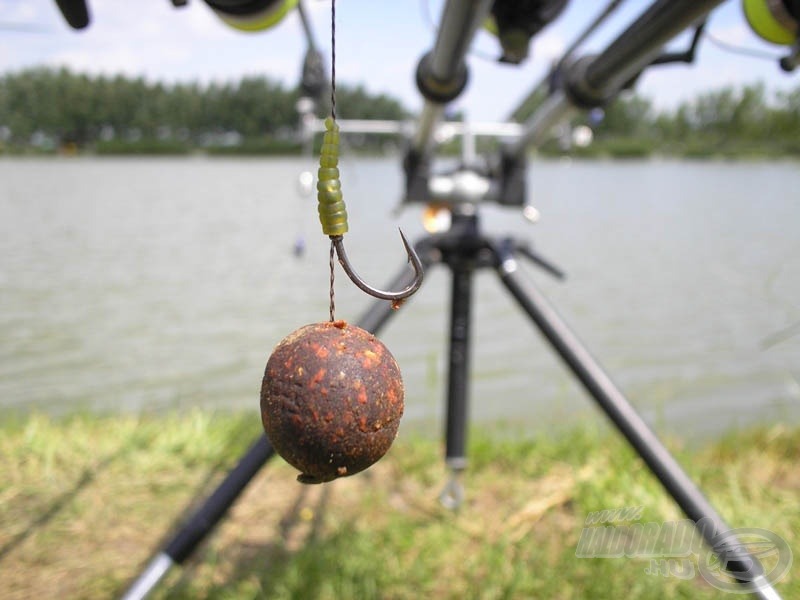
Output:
332 230 424 301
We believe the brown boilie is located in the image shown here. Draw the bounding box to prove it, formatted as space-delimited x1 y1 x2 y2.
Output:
260 320 404 483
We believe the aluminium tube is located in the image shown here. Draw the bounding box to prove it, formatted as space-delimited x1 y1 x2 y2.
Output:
494 244 782 600
583 0 725 95
509 0 627 123
296 0 316 50
411 0 494 154
121 436 276 600
509 0 726 155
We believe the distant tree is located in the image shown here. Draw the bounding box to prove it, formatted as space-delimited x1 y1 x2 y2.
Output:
767 87 800 141
1 67 799 156
593 92 653 139
731 83 766 140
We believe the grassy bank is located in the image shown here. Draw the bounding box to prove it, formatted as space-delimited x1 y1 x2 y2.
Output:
0 412 797 599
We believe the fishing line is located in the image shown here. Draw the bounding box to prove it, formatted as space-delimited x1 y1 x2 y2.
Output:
328 0 337 321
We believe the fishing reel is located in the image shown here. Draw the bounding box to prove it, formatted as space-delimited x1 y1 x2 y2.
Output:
743 0 800 71
54 0 298 32
486 0 569 64
201 0 297 32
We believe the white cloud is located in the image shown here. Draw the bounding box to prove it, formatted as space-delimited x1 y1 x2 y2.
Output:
46 47 143 78
182 3 231 38
4 1 43 23
533 31 567 61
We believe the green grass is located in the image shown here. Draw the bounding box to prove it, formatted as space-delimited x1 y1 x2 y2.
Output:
0 412 797 599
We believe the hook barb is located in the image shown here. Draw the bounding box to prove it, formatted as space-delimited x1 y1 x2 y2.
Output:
332 230 424 301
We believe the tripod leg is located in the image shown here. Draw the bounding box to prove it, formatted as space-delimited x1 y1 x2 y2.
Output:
121 436 275 600
121 244 435 599
439 259 473 510
493 243 780 599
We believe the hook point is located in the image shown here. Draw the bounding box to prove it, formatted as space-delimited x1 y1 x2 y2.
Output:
398 228 414 263
332 231 424 302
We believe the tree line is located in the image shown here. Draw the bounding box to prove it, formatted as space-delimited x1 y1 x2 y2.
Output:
569 81 800 158
1 66 798 157
0 67 407 152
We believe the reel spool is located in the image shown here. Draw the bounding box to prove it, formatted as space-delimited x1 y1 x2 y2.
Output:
484 0 569 64
203 0 298 32
743 0 799 45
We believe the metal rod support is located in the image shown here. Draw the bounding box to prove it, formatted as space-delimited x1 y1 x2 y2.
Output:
508 90 574 155
412 0 494 155
493 244 780 600
120 554 173 600
308 117 524 141
296 0 316 50
508 0 627 123
444 262 473 470
121 435 276 599
412 104 446 154
430 0 494 79
509 0 726 155
584 0 725 95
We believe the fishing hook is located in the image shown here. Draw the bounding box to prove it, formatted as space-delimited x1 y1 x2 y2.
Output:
331 230 424 301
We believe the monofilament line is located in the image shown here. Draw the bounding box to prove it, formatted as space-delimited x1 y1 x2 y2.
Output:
331 0 336 120
327 0 337 322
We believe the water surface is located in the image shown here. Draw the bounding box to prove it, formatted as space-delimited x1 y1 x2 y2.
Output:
1 156 798 440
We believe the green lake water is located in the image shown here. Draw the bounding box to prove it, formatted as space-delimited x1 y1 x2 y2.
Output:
1 156 798 440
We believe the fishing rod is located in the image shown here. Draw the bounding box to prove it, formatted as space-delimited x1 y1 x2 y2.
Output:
403 0 532 202
509 0 628 124
405 0 726 208
507 0 723 155
405 0 799 207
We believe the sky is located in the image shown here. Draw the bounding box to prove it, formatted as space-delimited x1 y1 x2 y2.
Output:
1 0 798 121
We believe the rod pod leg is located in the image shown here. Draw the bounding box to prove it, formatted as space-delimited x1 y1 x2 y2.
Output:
493 241 781 600
439 261 474 509
120 243 437 600
121 436 275 600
